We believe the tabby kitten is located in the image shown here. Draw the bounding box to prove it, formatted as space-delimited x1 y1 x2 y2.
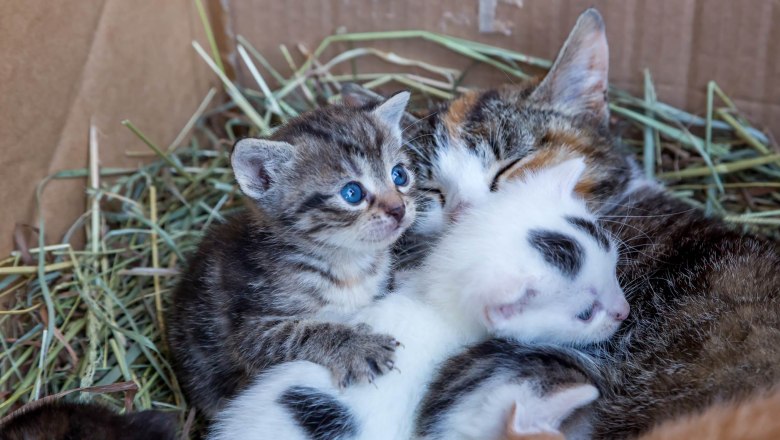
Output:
167 92 416 417
393 9 780 438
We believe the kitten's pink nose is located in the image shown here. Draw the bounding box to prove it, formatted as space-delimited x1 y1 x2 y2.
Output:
381 200 405 223
611 297 630 321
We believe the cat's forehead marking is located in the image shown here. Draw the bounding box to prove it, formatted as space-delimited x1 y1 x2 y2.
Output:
286 108 388 161
565 216 610 251
527 229 584 279
441 90 480 139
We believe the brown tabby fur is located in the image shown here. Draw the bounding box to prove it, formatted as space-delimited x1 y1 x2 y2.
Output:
638 388 780 440
401 9 780 439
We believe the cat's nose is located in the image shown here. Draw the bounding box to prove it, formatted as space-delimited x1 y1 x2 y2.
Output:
612 297 630 321
382 201 406 223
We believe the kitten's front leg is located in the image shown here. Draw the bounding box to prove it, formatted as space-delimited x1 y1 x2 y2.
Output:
232 318 400 387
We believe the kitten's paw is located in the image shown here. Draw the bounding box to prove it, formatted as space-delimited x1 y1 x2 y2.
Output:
330 325 400 388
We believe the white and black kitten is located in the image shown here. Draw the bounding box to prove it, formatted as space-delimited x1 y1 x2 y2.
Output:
167 92 417 417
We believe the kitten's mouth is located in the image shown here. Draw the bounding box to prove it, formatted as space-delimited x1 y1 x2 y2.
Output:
360 223 406 244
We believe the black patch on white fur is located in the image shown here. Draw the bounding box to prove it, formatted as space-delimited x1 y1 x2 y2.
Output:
528 229 583 278
566 216 610 250
278 386 357 440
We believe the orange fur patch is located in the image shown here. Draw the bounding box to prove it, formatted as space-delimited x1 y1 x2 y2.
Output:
638 388 780 440
442 91 480 139
499 130 598 197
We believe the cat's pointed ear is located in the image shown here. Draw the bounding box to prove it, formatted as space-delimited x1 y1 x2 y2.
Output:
539 157 588 198
373 91 411 135
536 384 599 426
530 9 609 125
341 83 381 108
507 384 599 439
496 157 588 197
231 138 295 201
542 157 587 197
483 279 535 329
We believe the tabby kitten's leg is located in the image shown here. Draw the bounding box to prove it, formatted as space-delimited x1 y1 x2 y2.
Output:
230 319 399 387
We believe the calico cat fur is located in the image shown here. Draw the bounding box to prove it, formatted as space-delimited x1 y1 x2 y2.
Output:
377 8 780 439
167 92 417 417
637 387 780 440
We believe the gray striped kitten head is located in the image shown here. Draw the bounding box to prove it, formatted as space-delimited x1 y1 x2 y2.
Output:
231 92 416 251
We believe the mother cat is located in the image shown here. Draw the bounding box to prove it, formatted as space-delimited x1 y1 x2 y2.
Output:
384 8 780 439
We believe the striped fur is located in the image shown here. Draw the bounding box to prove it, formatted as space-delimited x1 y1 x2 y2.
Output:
416 339 601 440
167 93 416 417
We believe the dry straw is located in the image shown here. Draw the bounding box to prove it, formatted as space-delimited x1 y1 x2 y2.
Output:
2 9 779 436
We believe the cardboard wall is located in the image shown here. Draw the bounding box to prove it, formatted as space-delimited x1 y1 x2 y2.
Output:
225 0 779 130
0 0 214 254
2 0 779 254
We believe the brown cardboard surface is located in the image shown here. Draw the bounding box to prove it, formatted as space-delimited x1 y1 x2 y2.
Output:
225 0 777 135
1 0 779 254
0 0 214 253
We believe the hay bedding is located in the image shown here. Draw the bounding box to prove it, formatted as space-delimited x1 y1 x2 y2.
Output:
2 9 780 436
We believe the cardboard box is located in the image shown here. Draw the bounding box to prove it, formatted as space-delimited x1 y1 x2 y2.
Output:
2 0 778 254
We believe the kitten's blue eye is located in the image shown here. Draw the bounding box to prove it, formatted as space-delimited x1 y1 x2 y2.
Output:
391 165 409 187
340 182 364 204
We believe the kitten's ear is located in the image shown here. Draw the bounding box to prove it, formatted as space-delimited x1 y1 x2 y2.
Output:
530 9 609 125
541 384 600 422
373 91 411 135
497 157 587 197
483 279 534 329
231 138 295 201
539 157 588 198
507 384 599 439
341 83 381 108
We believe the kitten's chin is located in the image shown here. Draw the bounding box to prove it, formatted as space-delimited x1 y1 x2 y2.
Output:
357 226 406 248
578 321 623 345
355 217 415 248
